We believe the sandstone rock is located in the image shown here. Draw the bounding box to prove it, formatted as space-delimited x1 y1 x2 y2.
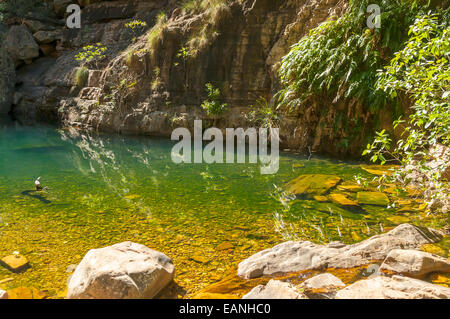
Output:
242 280 306 299
24 20 55 33
238 224 442 279
379 249 450 278
313 195 329 202
53 0 74 17
337 183 364 192
39 44 56 56
33 30 62 44
67 241 175 299
387 215 411 224
329 193 359 206
0 289 8 299
300 273 345 290
194 292 239 299
0 254 30 272
216 242 234 251
6 286 47 299
360 165 400 176
285 174 342 197
357 191 390 206
335 275 450 299
5 25 40 62
87 70 102 87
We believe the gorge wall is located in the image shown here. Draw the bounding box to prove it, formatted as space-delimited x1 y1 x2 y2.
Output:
0 0 396 157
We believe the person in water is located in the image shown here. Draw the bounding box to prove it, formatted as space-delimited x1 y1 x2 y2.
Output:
35 177 43 191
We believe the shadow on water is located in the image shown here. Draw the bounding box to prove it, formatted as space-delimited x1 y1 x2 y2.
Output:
21 190 52 204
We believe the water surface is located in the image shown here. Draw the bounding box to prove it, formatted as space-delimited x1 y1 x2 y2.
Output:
0 122 446 297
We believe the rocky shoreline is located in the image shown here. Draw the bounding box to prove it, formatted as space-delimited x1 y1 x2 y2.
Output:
1 223 448 299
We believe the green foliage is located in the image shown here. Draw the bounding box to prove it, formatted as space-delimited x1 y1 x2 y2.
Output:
364 12 450 212
246 97 280 128
278 0 425 113
125 19 147 42
75 67 89 87
147 12 168 52
201 83 227 116
181 0 227 13
125 20 147 30
75 43 107 64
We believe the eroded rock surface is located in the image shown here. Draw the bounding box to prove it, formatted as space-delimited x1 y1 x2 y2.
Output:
300 273 345 290
379 249 450 278
4 25 40 63
67 241 175 299
238 224 442 279
242 279 306 299
335 275 450 299
0 37 15 114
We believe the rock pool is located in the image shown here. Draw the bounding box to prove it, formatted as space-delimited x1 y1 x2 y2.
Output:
0 123 447 298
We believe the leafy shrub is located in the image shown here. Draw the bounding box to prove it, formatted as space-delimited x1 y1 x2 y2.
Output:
201 83 227 116
75 43 107 67
125 19 147 42
277 0 426 113
364 12 450 212
245 97 280 128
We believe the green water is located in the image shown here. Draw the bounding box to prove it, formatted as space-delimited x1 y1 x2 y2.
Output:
0 122 447 298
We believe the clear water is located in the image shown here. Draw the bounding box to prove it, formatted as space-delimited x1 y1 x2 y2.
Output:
0 121 447 298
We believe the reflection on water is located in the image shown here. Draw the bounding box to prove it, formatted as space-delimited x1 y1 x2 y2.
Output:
0 121 447 298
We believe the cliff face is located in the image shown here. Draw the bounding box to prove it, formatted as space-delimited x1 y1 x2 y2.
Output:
1 0 388 157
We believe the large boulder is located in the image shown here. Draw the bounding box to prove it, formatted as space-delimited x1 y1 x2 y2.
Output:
67 242 175 299
238 224 442 279
0 289 8 299
300 273 345 290
4 25 40 63
379 249 450 278
242 280 306 299
300 273 346 299
335 275 450 299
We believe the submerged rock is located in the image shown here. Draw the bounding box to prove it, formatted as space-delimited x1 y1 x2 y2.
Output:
337 183 364 192
357 191 390 206
6 286 47 299
313 195 329 202
238 224 442 279
379 249 450 278
329 193 359 206
335 275 450 299
285 174 342 197
67 241 175 299
360 165 400 176
0 254 30 273
242 280 306 299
